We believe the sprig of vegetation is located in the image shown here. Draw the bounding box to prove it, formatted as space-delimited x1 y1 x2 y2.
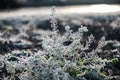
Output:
0 6 118 80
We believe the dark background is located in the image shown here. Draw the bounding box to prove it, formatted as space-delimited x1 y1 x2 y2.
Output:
0 0 120 9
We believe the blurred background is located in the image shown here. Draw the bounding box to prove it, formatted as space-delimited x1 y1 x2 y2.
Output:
0 0 120 39
0 0 120 51
0 0 120 9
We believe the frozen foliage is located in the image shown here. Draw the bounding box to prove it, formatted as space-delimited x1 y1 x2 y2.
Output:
0 6 118 80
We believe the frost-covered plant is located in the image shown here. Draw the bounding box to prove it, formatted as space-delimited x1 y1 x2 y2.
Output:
0 6 112 80
41 6 108 80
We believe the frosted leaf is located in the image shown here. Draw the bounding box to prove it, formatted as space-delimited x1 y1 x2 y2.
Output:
65 26 70 31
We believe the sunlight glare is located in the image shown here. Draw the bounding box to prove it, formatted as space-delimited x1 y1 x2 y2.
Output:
68 4 120 13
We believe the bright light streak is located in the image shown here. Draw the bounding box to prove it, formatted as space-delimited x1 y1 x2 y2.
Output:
67 4 120 13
